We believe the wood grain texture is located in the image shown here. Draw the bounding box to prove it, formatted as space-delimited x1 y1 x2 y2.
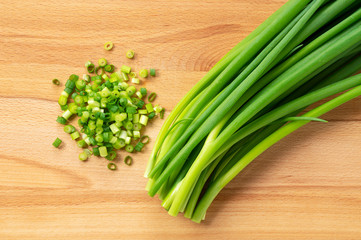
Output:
1 0 361 239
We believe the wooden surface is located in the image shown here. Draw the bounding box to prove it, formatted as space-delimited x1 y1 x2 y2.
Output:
1 0 361 239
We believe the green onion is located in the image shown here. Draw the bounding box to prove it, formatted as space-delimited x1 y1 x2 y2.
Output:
150 68 156 77
140 135 150 144
77 140 87 148
52 79 60 85
74 95 84 105
56 116 67 125
98 58 107 67
106 151 117 161
148 92 156 102
140 87 147 96
145 103 153 113
69 74 79 81
121 65 131 74
79 151 88 161
86 63 95 73
139 69 148 78
93 147 100 156
99 146 108 157
126 50 135 59
104 41 114 51
107 162 117 170
131 78 140 84
95 66 104 76
124 155 133 165
70 131 80 140
126 86 136 96
135 142 144 152
64 125 76 134
104 64 115 73
52 137 62 148
144 0 361 223
125 144 134 153
140 115 149 126
53 45 165 170
129 72 137 78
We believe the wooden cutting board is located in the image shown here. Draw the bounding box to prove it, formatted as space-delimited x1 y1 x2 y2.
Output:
1 0 361 239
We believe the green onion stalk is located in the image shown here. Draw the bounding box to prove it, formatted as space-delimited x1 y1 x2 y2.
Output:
145 0 361 222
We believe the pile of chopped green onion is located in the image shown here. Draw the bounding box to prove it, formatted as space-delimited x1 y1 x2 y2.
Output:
53 48 164 170
145 0 361 223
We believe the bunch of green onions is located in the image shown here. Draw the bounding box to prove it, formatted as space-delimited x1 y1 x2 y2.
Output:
145 0 361 222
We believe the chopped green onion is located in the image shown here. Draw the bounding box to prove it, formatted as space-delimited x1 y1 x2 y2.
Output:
135 91 143 99
148 92 157 102
60 105 68 111
58 95 68 106
121 72 129 81
99 146 108 157
133 131 141 138
65 80 75 89
149 68 156 76
79 151 88 161
92 147 100 156
114 138 126 149
77 139 87 148
54 48 164 168
52 79 60 85
148 112 156 119
83 74 90 82
87 63 95 73
133 113 140 124
52 137 62 148
104 41 114 51
124 155 133 165
106 151 117 161
85 61 92 68
140 87 147 96
98 58 107 67
126 86 137 96
69 74 79 81
125 137 131 145
145 103 154 113
104 64 115 73
110 123 120 134
138 109 148 115
84 149 92 156
126 50 135 59
95 66 104 76
140 135 150 144
56 116 67 125
160 109 165 119
75 79 86 90
109 136 118 144
107 162 117 170
131 78 140 84
140 115 149 126
95 134 104 143
125 144 134 153
129 72 137 78
70 131 80 140
139 69 148 78
68 103 78 114
135 142 144 152
133 123 142 131
121 65 131 74
64 125 76 134
74 95 84 105
125 121 133 130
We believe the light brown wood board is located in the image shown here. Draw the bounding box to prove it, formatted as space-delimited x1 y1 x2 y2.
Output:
1 0 361 239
